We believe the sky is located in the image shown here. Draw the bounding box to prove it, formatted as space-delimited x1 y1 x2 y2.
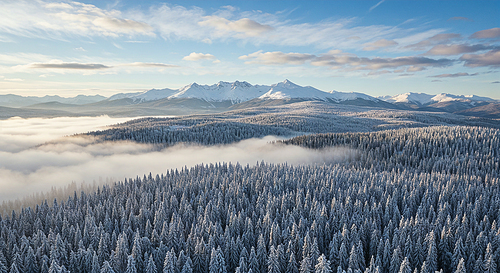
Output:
0 0 499 99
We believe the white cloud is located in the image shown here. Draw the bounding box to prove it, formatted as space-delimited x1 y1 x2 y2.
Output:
240 50 454 72
199 16 274 37
121 62 179 68
239 51 316 65
425 44 495 55
404 33 461 50
3 78 24 82
363 39 398 51
0 1 454 53
470 27 500 39
30 62 111 70
0 0 155 39
183 52 216 61
460 49 500 67
369 0 385 12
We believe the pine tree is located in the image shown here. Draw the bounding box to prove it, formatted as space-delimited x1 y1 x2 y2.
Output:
91 252 100 273
420 261 429 273
163 251 176 273
300 255 314 273
127 255 138 273
390 247 402 273
248 247 259 273
315 254 332 273
209 247 227 273
24 247 38 273
9 263 19 273
474 255 485 273
348 242 365 271
114 233 129 273
268 245 281 273
398 257 411 273
452 237 465 270
145 255 157 273
48 260 60 273
484 243 497 273
425 233 437 273
181 257 193 273
236 254 248 273
339 242 349 270
0 261 7 273
287 252 299 273
454 258 465 273
101 261 116 273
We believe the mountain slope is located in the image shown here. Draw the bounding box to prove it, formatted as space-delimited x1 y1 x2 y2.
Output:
0 94 106 107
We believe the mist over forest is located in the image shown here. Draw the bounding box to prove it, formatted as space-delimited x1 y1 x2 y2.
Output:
1 101 499 273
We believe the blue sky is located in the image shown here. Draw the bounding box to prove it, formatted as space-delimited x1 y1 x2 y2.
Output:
0 0 499 98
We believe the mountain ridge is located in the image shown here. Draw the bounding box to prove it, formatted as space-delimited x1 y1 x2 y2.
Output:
1 80 499 119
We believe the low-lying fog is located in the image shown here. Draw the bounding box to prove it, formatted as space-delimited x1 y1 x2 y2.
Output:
0 116 357 202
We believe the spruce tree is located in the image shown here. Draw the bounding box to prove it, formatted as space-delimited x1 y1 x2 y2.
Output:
315 254 332 273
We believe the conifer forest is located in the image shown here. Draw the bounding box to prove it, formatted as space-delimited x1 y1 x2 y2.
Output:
1 102 499 273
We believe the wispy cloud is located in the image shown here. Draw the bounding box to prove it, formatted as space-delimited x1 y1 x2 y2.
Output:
121 62 179 68
448 17 473 22
470 28 500 39
239 51 315 65
30 63 111 70
369 0 385 12
404 33 461 51
0 0 445 52
363 39 398 51
240 50 454 72
425 44 496 55
430 72 478 78
198 16 274 37
0 0 155 39
183 52 217 61
460 49 500 67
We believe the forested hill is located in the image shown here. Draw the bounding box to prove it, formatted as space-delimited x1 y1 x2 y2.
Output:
84 101 500 147
1 125 499 273
280 126 500 177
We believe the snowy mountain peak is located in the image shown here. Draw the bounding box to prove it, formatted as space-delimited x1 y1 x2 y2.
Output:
381 92 496 105
105 80 384 104
274 79 300 89
232 80 252 88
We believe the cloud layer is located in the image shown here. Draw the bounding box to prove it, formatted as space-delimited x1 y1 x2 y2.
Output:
0 116 357 202
240 50 454 72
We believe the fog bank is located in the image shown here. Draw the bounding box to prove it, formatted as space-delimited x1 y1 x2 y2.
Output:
0 116 357 202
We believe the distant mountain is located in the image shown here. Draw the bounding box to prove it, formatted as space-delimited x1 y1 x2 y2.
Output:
381 92 496 106
108 79 383 105
0 94 106 107
379 91 499 118
1 80 498 119
108 81 270 103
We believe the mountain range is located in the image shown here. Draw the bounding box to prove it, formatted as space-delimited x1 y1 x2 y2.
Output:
0 80 499 119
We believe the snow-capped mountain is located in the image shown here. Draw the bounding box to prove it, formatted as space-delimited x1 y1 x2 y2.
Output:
111 79 380 104
430 93 495 103
258 80 337 101
381 92 496 105
108 81 271 103
328 90 379 102
381 93 435 105
169 81 270 103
